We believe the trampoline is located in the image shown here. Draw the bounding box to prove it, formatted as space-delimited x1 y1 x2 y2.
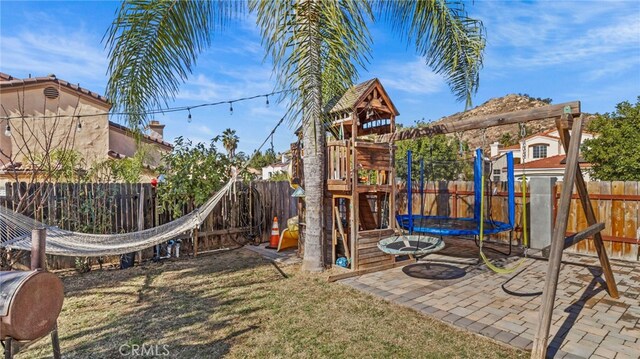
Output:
397 148 516 238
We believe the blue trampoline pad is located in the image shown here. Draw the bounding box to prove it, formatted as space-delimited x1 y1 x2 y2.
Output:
396 215 513 236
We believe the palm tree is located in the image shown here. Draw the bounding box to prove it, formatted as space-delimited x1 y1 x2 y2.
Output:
105 0 485 272
221 128 239 159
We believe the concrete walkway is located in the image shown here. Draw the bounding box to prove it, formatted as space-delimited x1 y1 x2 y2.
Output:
339 237 639 359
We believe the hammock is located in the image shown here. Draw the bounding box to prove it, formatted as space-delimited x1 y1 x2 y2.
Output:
0 179 235 257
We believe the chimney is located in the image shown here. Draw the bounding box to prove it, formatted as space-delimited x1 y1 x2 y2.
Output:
490 142 501 158
148 120 165 140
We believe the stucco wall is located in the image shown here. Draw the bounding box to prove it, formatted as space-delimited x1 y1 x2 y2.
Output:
0 84 110 169
109 128 167 168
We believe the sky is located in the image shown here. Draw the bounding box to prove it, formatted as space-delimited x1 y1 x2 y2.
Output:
1 0 639 155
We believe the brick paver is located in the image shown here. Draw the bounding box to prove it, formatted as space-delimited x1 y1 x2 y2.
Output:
339 237 640 358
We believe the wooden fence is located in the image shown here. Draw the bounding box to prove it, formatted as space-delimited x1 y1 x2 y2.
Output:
0 180 297 269
397 180 640 261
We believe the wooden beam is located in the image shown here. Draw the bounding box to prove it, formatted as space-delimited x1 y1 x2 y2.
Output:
541 222 605 257
378 101 580 142
136 185 144 264
327 257 416 282
556 123 619 299
531 114 583 359
351 118 358 269
197 227 249 237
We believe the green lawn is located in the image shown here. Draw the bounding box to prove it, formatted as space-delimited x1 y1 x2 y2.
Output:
19 249 525 358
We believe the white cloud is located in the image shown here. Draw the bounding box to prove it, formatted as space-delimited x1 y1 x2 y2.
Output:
376 58 444 94
477 2 640 69
0 28 108 89
176 65 277 103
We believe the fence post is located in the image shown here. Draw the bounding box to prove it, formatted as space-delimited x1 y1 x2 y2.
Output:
529 177 556 250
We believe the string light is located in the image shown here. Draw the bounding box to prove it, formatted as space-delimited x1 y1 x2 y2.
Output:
229 102 233 115
0 89 290 121
187 108 192 123
265 95 270 108
4 124 11 137
76 116 82 132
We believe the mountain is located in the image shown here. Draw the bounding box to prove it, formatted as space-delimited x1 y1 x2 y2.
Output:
425 94 592 152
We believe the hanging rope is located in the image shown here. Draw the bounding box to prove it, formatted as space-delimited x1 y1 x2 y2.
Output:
478 153 526 274
519 123 529 248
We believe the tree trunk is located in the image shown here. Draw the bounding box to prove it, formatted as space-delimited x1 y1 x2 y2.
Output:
301 0 325 272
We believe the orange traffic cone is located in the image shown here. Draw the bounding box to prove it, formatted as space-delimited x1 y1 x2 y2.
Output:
267 217 279 249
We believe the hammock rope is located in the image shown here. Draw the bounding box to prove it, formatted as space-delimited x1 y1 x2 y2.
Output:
0 178 234 257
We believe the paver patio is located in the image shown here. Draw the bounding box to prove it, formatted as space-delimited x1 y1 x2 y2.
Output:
339 237 640 359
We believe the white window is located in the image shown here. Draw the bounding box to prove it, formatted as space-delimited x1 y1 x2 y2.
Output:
532 145 547 159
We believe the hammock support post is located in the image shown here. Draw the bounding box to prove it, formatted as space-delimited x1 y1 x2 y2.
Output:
30 228 46 270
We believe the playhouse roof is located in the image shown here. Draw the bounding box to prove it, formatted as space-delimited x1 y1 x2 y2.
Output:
325 78 399 116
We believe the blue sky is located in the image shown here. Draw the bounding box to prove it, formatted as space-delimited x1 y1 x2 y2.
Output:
1 1 639 154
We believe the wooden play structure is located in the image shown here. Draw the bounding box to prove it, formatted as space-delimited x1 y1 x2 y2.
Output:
323 79 406 272
293 78 619 358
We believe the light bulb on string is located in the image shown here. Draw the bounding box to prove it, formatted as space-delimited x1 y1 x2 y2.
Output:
265 95 270 108
229 102 234 115
76 116 82 132
187 108 192 123
4 124 11 137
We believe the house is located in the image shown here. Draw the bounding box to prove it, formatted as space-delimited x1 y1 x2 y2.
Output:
490 129 595 181
512 154 593 181
0 72 172 183
262 153 290 180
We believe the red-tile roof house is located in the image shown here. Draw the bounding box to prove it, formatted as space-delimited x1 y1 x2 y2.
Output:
513 154 593 181
0 72 172 182
490 129 595 181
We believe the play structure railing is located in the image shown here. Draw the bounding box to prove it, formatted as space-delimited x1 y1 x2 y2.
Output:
327 140 351 191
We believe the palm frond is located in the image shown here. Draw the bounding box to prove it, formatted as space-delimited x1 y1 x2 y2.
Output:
377 0 485 108
104 0 243 130
249 0 373 124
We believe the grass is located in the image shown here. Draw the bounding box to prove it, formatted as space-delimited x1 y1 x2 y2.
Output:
18 249 525 358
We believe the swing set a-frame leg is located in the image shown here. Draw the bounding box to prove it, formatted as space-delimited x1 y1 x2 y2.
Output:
531 114 618 359
555 119 619 299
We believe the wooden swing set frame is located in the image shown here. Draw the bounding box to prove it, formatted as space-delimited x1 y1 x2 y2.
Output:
374 101 619 359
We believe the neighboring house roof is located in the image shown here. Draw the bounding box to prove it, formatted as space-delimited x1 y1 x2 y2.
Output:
324 78 400 115
109 121 173 149
107 150 157 170
502 143 520 150
513 155 592 170
0 72 110 106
